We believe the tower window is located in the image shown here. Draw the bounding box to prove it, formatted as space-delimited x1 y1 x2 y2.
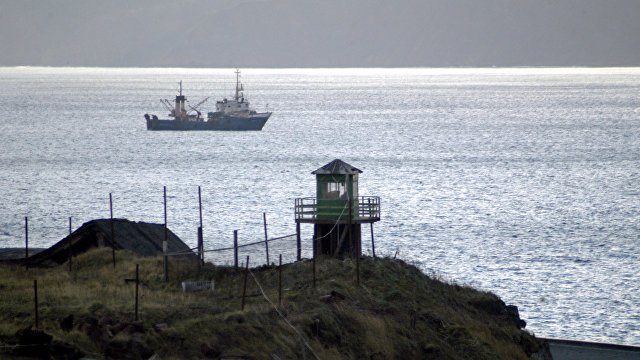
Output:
323 182 346 199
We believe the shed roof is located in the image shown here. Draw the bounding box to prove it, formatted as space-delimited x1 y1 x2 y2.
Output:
3 219 194 267
312 159 362 175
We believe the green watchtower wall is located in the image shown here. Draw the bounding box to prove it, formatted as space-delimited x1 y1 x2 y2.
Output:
315 174 359 219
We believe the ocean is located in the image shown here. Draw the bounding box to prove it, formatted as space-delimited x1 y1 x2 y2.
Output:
1 67 639 344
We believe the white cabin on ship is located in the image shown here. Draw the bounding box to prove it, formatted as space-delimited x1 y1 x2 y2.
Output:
213 69 257 118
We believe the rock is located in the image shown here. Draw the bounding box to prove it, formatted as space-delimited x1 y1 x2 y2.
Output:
16 326 52 345
530 339 553 360
153 323 170 333
104 326 114 338
121 321 145 335
470 297 506 315
201 343 221 358
99 316 113 328
505 305 519 318
60 314 74 332
131 332 144 343
77 316 102 342
100 317 115 338
13 326 83 359
129 336 154 360
320 290 346 303
110 322 127 335
105 334 154 360
519 331 543 356
505 305 527 329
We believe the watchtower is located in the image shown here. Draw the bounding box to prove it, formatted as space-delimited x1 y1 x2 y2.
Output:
295 159 380 258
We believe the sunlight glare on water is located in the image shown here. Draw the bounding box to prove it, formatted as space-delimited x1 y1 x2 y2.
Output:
0 67 639 344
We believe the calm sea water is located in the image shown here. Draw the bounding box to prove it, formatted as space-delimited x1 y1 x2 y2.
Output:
1 67 639 344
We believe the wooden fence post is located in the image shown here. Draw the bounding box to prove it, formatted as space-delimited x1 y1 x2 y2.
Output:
198 186 204 266
234 230 239 270
279 254 283 306
348 198 353 256
312 234 316 289
241 256 250 311
368 198 376 259
198 186 203 229
33 279 38 329
296 223 301 261
135 264 139 321
197 227 203 269
110 193 116 268
163 241 168 282
356 248 360 286
24 217 28 269
163 187 168 282
370 223 376 259
263 212 270 265
68 216 73 271
69 245 73 272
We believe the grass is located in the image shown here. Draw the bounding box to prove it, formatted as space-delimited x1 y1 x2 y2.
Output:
0 247 545 359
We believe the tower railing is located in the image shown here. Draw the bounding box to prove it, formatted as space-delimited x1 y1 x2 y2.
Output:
294 196 380 222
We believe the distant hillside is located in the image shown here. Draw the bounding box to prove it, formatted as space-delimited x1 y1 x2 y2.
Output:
1 0 639 67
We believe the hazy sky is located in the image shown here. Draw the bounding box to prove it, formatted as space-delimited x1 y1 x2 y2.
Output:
1 0 639 67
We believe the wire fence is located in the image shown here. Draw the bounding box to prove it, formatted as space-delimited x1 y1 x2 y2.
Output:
202 233 299 267
11 186 381 276
164 231 301 271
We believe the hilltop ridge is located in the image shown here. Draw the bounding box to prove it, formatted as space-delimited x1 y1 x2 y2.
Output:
0 248 551 359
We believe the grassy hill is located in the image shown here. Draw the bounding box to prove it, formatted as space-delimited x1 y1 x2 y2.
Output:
0 248 549 359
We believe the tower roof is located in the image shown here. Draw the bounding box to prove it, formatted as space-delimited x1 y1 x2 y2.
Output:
312 159 362 175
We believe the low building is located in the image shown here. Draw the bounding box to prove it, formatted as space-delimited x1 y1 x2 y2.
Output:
1 219 194 266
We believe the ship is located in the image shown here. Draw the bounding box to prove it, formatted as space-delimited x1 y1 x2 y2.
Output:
145 69 271 131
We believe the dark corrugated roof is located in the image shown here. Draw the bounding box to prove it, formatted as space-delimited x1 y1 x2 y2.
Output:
3 219 194 266
312 159 362 175
0 248 45 261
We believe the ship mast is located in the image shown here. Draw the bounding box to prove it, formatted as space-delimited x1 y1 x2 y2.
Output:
234 68 244 101
174 80 187 120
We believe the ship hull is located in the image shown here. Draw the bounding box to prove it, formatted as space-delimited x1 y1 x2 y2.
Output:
146 113 271 131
